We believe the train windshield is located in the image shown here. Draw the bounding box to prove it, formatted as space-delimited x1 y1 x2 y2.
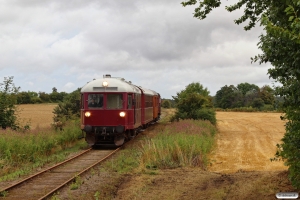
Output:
88 94 103 108
107 94 123 109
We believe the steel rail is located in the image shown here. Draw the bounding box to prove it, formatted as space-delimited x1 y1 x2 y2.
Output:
0 148 92 193
38 147 120 200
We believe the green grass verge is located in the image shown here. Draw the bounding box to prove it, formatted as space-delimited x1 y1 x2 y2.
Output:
0 119 88 181
105 119 217 174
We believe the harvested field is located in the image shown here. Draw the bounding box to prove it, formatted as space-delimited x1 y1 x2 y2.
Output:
16 104 57 128
209 112 287 173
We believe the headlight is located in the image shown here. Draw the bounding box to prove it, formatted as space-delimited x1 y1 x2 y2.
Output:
102 81 108 87
119 111 126 117
85 111 91 117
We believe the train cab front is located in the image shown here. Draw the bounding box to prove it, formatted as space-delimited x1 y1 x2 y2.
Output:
81 93 128 146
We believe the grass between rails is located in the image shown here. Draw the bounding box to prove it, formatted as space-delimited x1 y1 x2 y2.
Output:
0 120 88 182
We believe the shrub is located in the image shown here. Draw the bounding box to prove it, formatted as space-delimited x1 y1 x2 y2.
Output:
171 92 216 125
162 100 172 108
0 77 20 130
53 88 81 123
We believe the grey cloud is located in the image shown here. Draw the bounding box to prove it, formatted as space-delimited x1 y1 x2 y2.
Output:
0 0 273 98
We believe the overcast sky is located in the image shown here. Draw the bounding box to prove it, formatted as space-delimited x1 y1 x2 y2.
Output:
0 0 275 98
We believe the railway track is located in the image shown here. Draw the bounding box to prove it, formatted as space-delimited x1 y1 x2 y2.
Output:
0 147 120 200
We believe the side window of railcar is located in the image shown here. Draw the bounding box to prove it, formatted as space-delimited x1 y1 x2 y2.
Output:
107 94 123 109
88 94 103 108
128 94 132 109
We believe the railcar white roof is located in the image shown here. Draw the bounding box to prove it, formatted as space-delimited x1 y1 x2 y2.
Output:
81 77 141 93
137 86 157 96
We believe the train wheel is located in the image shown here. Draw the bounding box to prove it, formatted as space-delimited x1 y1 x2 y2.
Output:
114 135 125 146
85 132 96 146
129 130 136 140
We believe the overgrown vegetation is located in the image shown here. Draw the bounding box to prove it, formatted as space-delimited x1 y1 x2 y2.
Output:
0 120 86 181
106 119 216 174
182 0 300 188
139 120 216 170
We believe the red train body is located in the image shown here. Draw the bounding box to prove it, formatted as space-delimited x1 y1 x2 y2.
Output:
80 75 161 146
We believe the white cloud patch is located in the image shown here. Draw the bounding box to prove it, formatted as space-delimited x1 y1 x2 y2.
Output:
0 0 273 98
61 82 75 92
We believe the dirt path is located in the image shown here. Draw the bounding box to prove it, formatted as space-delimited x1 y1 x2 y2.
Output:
209 112 287 173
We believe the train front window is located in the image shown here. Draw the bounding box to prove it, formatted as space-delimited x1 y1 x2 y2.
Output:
107 94 123 109
88 94 103 108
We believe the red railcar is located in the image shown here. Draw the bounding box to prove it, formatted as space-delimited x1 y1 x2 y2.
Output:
80 75 160 146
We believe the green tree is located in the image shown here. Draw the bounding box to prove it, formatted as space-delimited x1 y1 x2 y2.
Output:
215 85 241 109
162 99 172 108
259 85 275 105
173 82 212 107
38 92 50 102
53 88 81 123
52 87 58 93
252 97 265 109
182 0 300 188
244 89 260 107
237 83 259 96
0 77 20 129
172 83 216 124
17 91 31 104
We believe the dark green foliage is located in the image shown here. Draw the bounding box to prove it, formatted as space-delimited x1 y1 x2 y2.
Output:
31 97 43 104
173 82 210 102
38 92 50 102
237 83 259 96
17 92 31 104
252 98 264 109
49 91 67 103
260 85 275 105
162 99 172 108
215 85 242 109
214 83 275 109
0 77 20 129
172 83 216 125
53 88 81 123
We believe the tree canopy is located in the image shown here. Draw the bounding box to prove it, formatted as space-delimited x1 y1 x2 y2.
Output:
173 82 212 107
182 0 300 188
172 82 216 124
0 77 20 129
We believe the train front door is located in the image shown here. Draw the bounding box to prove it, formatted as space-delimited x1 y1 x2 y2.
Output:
133 93 141 127
127 94 135 126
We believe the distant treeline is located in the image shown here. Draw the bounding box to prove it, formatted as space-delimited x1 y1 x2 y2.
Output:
15 87 71 104
162 82 283 111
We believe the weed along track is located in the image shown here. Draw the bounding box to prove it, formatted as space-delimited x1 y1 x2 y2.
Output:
0 147 120 200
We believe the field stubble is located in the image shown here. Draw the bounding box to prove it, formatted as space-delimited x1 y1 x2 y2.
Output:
16 104 57 128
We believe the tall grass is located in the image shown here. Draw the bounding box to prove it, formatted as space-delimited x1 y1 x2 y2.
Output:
0 119 87 181
139 119 216 170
